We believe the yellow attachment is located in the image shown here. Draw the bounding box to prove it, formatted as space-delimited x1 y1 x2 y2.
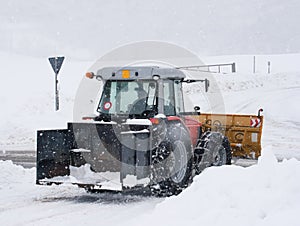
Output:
122 70 130 79
192 112 264 159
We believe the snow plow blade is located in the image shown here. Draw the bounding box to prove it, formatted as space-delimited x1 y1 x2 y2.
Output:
36 122 152 192
192 110 263 159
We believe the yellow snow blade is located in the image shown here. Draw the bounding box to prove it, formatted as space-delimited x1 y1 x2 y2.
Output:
192 112 263 159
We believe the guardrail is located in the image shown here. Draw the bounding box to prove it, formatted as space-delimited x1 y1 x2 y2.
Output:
177 62 236 73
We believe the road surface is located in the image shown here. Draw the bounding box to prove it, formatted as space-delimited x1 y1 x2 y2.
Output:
0 150 36 168
0 150 257 168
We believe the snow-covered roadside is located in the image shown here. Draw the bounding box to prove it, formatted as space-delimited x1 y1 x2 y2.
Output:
0 52 90 150
0 160 161 226
0 149 299 226
218 72 300 160
187 71 300 160
128 149 300 226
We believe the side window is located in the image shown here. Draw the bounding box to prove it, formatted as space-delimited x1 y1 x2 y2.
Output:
163 80 175 116
174 80 184 114
145 82 157 110
98 81 117 113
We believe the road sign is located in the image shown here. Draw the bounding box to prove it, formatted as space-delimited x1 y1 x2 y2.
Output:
48 56 65 111
250 118 261 127
49 57 65 74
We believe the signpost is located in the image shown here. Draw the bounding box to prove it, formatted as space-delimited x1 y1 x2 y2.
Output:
48 56 65 111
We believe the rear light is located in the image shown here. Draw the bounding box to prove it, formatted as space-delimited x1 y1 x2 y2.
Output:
150 118 160 125
167 116 181 121
82 116 95 121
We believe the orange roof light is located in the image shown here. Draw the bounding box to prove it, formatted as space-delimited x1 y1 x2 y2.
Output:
86 72 94 79
122 70 130 79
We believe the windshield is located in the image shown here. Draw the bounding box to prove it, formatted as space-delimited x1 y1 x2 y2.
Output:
97 80 157 116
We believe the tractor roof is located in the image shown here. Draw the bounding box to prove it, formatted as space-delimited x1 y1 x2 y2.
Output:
96 66 186 80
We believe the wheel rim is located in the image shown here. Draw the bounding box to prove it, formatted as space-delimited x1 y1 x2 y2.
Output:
170 141 187 184
212 146 226 166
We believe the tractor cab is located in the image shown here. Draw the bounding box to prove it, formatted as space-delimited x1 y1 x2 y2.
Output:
91 67 188 121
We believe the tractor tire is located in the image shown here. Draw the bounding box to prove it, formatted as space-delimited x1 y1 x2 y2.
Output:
194 131 232 174
151 123 193 197
222 136 232 165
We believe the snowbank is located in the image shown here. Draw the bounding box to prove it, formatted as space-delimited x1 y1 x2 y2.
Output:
131 148 300 226
0 148 300 226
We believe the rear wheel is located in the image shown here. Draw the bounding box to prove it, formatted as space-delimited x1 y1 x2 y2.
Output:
151 124 193 197
194 131 232 174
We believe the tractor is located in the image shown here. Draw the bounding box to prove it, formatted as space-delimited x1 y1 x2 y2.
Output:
36 66 263 196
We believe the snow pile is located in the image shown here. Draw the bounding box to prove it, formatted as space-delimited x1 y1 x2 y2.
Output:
0 160 33 187
0 160 157 226
129 149 300 226
44 164 123 191
1 149 300 226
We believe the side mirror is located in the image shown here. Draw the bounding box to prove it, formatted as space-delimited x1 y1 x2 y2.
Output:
180 78 209 92
194 106 200 112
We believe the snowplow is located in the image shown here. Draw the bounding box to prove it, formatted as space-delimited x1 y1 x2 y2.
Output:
193 110 263 159
36 66 263 196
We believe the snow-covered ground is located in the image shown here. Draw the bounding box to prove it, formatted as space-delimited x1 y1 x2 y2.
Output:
1 149 300 226
0 52 91 150
0 52 299 225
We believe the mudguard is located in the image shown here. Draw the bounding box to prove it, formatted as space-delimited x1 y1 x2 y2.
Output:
36 129 73 182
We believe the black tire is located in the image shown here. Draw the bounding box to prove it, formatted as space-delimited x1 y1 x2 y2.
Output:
222 136 232 165
151 122 193 197
195 131 232 174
